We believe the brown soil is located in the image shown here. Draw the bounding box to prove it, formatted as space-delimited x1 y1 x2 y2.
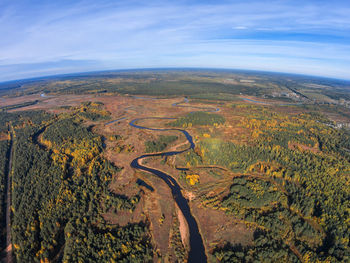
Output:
176 205 190 249
288 141 320 154
192 202 254 252
0 94 41 107
0 132 8 141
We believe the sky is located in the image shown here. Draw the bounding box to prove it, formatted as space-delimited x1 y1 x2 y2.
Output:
0 0 349 82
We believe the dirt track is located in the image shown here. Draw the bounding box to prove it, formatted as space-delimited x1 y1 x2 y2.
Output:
4 126 13 263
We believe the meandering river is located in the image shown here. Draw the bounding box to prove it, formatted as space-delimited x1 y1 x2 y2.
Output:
129 118 206 262
127 98 220 262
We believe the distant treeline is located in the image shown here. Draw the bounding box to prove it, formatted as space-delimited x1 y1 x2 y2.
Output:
0 100 39 111
2 70 350 104
168 111 225 128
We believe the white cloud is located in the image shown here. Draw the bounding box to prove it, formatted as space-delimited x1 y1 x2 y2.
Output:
233 26 248 30
0 0 349 81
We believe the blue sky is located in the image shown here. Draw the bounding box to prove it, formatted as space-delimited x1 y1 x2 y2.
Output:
0 0 349 81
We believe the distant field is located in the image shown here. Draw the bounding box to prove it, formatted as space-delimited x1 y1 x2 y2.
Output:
0 100 39 111
1 70 349 106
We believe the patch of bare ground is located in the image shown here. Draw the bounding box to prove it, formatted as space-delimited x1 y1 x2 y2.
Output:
191 201 254 254
3 94 99 114
182 190 196 202
103 194 145 226
221 119 250 144
6 94 140 116
288 141 320 154
0 94 41 106
217 106 252 144
271 104 306 115
239 95 276 105
0 132 8 141
323 110 350 124
168 139 189 152
140 173 176 261
176 205 190 249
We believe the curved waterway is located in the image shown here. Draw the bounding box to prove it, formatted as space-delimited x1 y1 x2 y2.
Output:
128 98 216 262
129 118 206 262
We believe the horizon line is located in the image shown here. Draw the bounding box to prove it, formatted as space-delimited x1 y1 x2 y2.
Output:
1 67 350 85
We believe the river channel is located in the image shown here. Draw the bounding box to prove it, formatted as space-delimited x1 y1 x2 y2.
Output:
127 98 220 262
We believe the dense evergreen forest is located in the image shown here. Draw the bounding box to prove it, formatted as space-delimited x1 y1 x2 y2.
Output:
76 101 111 121
0 111 53 253
0 140 8 250
168 111 225 128
186 106 350 262
145 135 178 153
0 110 152 262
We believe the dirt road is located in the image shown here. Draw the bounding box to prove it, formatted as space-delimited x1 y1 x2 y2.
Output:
4 125 13 263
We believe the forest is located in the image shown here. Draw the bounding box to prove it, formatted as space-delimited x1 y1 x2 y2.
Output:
0 140 8 251
188 106 350 262
1 110 152 262
168 111 225 128
145 135 178 153
76 101 111 121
